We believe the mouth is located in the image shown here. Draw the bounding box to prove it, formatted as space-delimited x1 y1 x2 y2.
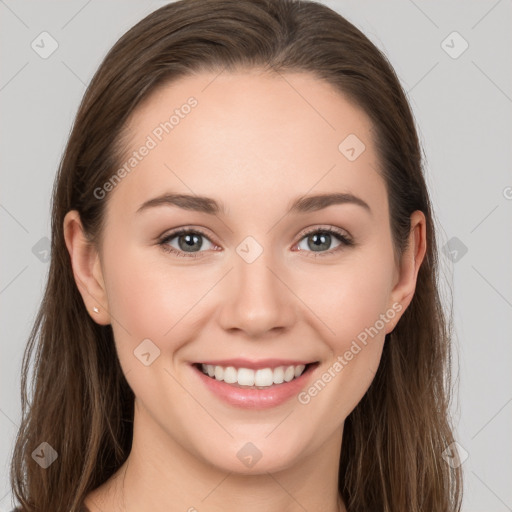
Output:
192 361 319 390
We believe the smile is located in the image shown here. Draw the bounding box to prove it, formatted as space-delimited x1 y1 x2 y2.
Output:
191 361 319 409
198 363 310 388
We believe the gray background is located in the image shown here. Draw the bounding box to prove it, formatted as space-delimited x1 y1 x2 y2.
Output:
1 1 511 510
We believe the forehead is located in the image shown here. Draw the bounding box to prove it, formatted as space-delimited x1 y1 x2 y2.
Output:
107 70 386 220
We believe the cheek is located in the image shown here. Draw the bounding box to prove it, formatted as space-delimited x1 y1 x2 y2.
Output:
308 246 395 348
101 238 222 363
295 256 394 427
101 241 190 349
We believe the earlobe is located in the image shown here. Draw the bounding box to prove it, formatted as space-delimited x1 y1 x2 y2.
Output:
63 210 110 325
386 210 427 333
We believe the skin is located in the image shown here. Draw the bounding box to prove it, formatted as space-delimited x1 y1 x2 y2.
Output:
64 69 426 512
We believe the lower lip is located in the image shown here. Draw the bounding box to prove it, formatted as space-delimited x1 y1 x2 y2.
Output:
192 363 318 409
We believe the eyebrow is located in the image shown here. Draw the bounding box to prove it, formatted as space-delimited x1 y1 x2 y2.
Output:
136 192 372 216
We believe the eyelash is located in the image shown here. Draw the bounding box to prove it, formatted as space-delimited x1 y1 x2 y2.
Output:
158 226 354 259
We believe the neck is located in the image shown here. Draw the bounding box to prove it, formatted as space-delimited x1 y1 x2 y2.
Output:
86 401 347 512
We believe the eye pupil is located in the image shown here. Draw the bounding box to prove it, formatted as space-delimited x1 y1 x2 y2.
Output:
309 233 331 251
179 233 202 251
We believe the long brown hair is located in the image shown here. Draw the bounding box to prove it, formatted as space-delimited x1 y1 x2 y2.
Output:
10 0 463 510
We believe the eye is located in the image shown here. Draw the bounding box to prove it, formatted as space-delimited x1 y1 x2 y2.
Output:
158 228 217 258
295 226 354 257
158 226 354 259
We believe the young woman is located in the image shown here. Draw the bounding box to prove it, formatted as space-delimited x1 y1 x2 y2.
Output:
9 0 463 510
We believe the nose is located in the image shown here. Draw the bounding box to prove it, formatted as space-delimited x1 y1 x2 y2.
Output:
217 246 297 338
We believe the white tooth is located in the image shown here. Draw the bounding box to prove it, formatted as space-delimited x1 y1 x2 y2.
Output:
237 368 255 386
284 365 295 382
272 366 285 384
223 366 237 384
294 364 306 378
254 368 274 387
214 366 224 381
204 364 305 386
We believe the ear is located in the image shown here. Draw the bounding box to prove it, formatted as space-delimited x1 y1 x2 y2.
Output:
63 210 110 325
385 210 427 333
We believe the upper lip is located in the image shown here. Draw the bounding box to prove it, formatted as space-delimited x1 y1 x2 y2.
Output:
194 358 317 370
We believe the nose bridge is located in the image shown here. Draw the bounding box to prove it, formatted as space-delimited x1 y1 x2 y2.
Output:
218 235 296 335
237 238 279 295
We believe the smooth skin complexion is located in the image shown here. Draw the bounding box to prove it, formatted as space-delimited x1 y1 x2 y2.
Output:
64 70 426 512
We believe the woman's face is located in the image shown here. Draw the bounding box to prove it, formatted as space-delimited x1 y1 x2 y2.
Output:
72 70 422 474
